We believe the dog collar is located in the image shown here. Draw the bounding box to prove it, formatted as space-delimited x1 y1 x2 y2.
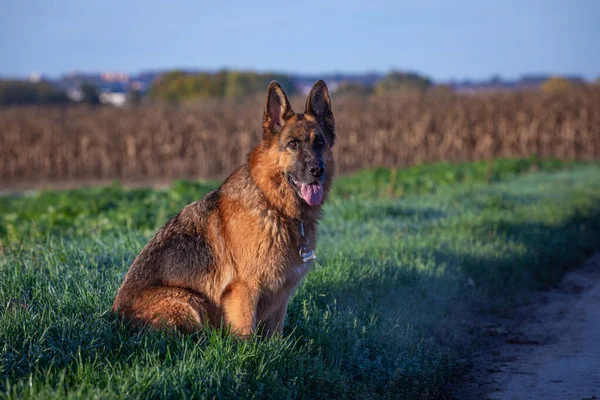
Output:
299 221 316 263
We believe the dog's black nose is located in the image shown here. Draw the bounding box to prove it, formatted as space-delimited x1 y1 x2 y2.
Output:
309 165 325 178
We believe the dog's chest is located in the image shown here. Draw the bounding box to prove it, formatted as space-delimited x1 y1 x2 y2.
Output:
241 209 317 287
285 259 312 283
259 253 313 291
259 261 313 309
257 244 314 292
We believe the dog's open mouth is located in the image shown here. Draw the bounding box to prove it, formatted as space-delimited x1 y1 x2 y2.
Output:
287 174 324 206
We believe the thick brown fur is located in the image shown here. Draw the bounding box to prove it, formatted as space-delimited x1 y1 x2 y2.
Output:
113 80 335 337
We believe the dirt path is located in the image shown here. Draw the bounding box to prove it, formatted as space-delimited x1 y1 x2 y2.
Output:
452 253 600 400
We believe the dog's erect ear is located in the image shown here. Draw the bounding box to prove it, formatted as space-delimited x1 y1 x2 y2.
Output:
305 80 335 146
263 81 295 136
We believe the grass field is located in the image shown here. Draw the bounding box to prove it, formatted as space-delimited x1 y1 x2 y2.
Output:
1 158 600 399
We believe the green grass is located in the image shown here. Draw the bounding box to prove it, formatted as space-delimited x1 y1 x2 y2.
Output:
1 158 600 399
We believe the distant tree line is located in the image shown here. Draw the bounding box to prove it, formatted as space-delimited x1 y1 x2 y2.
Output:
375 71 432 94
0 71 591 106
0 80 71 105
335 71 432 96
147 70 298 102
541 77 585 94
0 80 106 106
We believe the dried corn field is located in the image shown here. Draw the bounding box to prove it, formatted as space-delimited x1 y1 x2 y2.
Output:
1 88 599 188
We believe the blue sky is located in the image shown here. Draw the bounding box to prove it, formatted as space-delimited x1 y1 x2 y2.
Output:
1 0 598 81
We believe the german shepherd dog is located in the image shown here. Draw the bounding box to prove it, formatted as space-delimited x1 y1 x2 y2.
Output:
113 80 335 337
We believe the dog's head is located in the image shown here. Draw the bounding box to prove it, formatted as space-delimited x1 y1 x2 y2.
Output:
260 80 335 207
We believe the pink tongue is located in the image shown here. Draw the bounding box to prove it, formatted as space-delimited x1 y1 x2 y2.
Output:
300 183 323 206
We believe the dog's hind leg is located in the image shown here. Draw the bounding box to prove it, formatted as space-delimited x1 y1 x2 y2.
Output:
118 287 212 334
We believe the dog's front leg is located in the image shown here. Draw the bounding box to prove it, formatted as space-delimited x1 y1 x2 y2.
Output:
221 281 258 338
261 298 290 338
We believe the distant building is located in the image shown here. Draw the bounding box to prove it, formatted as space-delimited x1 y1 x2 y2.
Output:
29 72 42 83
101 71 129 82
130 80 146 91
67 89 84 102
99 92 127 106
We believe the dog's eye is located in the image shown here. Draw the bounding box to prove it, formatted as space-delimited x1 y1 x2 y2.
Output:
287 140 299 149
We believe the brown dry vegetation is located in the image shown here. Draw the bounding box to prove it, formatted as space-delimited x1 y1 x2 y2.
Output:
1 88 599 188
